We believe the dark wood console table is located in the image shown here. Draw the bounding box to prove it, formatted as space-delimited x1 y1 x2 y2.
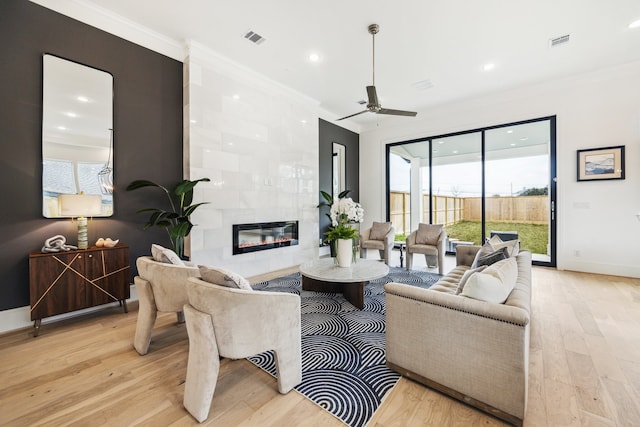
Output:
29 244 130 336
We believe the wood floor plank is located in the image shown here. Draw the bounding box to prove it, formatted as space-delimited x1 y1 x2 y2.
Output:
1 264 639 427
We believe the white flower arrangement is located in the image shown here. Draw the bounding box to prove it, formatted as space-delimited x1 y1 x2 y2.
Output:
330 197 364 226
324 197 364 242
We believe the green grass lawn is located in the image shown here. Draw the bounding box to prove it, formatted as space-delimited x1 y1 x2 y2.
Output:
396 221 549 255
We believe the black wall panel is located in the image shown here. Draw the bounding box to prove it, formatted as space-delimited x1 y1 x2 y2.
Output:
0 0 183 311
318 119 359 242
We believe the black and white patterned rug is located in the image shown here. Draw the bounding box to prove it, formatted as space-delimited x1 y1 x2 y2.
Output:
249 266 441 427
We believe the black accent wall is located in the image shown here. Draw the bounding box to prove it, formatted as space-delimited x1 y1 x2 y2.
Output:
318 119 359 241
0 0 183 311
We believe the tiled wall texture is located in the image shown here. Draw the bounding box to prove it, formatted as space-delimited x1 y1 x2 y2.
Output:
185 42 320 277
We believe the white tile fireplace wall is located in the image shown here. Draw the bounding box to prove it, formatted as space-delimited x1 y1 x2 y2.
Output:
184 41 320 277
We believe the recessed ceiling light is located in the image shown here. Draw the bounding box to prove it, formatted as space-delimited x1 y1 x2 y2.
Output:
483 63 495 71
629 19 640 29
308 53 320 62
65 112 77 118
452 150 459 154
510 143 516 146
437 140 444 144
232 94 240 100
190 119 197 124
520 136 528 141
57 126 66 130
506 129 513 134
76 96 89 102
300 119 307 124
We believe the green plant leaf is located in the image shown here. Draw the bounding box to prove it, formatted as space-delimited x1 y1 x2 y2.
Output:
126 179 168 193
170 221 191 239
183 202 209 217
175 178 210 196
128 176 210 256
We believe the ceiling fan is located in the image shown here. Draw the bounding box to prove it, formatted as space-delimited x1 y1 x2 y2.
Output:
337 23 417 121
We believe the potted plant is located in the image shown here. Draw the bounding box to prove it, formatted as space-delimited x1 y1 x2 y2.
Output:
126 178 210 258
323 195 364 267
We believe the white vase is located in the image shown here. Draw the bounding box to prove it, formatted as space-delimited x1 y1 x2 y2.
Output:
336 238 353 268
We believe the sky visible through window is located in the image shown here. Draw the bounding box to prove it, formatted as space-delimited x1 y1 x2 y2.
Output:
390 153 548 197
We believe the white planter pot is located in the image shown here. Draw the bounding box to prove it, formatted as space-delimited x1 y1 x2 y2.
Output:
336 238 353 268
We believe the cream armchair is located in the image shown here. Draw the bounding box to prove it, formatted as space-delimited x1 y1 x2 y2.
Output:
406 223 446 274
133 256 200 355
182 276 302 423
359 221 395 265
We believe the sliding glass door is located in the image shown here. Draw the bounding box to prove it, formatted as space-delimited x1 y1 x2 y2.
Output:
485 120 553 263
386 117 556 267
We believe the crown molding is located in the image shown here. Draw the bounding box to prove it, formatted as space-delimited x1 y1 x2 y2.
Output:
29 0 186 61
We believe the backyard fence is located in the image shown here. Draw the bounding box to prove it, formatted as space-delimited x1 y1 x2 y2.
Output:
390 192 549 235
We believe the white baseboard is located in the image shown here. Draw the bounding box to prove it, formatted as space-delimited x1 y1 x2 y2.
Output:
0 284 137 335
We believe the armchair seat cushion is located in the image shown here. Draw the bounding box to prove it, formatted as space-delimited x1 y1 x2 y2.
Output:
361 240 385 250
407 244 438 256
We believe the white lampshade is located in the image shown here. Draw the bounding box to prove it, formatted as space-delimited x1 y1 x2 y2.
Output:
58 194 103 217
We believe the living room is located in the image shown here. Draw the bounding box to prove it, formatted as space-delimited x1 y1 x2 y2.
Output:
1 1 639 426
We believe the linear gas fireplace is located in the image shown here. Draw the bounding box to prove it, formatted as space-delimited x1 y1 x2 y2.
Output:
232 221 299 255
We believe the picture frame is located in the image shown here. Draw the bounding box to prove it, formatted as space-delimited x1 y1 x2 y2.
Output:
577 145 625 181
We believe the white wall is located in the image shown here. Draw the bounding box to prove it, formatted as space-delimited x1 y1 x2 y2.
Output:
184 42 320 277
360 60 640 278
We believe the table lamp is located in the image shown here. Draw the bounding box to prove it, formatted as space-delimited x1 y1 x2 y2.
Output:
58 194 102 249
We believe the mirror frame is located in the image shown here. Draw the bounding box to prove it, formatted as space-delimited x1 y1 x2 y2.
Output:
42 54 114 218
332 142 346 199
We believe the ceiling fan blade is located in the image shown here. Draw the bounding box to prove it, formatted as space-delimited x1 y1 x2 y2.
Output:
336 109 369 121
366 85 379 106
377 108 417 117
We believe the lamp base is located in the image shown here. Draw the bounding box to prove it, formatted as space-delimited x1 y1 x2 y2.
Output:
77 217 88 249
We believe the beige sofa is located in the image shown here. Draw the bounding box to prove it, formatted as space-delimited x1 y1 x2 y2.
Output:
385 245 532 426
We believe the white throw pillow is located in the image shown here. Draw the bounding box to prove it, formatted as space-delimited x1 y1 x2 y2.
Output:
493 240 519 257
461 257 517 303
151 244 185 266
455 265 487 295
198 265 253 291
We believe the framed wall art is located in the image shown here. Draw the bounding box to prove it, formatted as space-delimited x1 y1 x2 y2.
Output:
577 145 625 181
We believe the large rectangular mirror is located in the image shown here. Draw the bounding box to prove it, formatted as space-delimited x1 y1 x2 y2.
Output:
332 142 346 198
42 54 114 217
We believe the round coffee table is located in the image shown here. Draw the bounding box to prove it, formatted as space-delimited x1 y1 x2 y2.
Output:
299 258 389 309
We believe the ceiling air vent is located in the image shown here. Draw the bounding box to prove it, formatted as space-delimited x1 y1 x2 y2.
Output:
549 34 570 48
243 30 266 45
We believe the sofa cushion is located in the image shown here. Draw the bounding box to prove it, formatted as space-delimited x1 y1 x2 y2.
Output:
488 235 520 257
471 241 494 268
429 265 468 293
198 265 252 290
369 221 391 240
461 257 517 303
416 223 442 245
455 265 488 295
151 244 185 266
476 247 509 267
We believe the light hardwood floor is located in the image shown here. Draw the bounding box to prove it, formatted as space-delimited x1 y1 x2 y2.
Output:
1 263 639 426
